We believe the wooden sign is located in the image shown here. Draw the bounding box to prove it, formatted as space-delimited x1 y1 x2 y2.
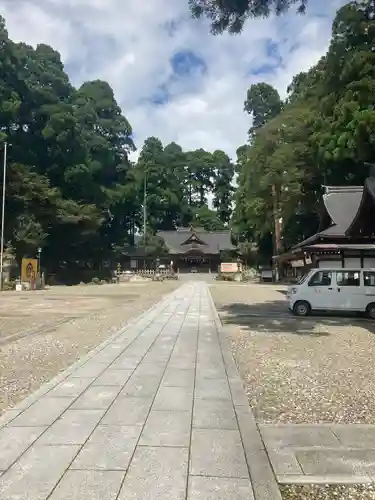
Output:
220 262 240 273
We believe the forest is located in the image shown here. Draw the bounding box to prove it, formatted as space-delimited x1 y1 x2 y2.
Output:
0 15 234 277
232 0 375 260
0 0 374 277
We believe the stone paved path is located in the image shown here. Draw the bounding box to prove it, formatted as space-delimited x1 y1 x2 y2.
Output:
0 282 281 500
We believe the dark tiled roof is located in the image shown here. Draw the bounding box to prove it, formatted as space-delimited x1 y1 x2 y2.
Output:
157 228 234 254
293 186 365 249
322 188 363 234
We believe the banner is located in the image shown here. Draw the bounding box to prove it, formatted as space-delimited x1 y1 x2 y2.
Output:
21 258 38 282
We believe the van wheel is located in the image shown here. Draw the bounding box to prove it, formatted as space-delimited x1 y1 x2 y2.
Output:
293 301 311 317
366 303 375 319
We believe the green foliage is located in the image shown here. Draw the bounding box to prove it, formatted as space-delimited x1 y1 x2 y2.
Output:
212 150 234 224
189 0 307 34
0 15 234 279
233 0 375 258
192 205 225 231
0 16 138 274
134 137 233 235
216 273 235 281
136 234 168 257
244 83 283 139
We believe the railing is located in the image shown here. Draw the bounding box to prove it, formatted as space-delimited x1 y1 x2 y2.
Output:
135 269 178 279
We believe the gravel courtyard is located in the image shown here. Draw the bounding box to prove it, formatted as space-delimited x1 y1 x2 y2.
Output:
211 283 375 425
0 281 179 415
211 282 375 500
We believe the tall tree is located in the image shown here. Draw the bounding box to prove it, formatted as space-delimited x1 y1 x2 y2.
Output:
234 0 375 258
185 149 214 206
0 15 138 279
136 137 191 232
192 205 225 231
163 142 192 227
189 0 307 34
212 150 234 224
244 82 283 139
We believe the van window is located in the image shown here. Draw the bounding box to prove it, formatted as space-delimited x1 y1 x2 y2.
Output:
364 271 375 287
336 271 360 287
308 271 332 287
297 273 309 285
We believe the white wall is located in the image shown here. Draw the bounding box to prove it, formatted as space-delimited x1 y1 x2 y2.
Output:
344 257 361 268
316 257 375 269
318 259 342 269
364 258 375 268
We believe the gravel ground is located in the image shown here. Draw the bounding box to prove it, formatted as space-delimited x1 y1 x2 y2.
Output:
0 281 178 414
211 284 375 424
280 484 375 500
211 283 375 500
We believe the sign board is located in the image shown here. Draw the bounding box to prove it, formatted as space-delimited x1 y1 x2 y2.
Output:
291 259 305 268
220 262 240 273
21 258 38 282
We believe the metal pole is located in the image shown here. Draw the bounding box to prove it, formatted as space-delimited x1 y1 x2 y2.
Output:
143 168 147 268
271 183 279 283
38 248 42 287
0 142 7 290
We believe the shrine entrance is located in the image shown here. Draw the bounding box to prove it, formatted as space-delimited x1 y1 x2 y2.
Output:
178 254 211 273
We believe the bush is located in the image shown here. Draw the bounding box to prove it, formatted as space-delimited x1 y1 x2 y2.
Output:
47 274 60 286
91 277 101 285
3 280 16 291
216 273 235 281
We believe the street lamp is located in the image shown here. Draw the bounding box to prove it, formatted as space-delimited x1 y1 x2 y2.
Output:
0 142 7 290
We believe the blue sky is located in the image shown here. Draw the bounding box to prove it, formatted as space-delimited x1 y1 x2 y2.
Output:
0 0 347 161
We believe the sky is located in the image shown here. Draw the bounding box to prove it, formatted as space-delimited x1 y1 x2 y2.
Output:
0 0 347 162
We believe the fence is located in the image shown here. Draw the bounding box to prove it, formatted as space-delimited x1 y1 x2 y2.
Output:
135 268 177 279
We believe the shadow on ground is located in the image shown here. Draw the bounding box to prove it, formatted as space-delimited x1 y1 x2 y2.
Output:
218 299 375 337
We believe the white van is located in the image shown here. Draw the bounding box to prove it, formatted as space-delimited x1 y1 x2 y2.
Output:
287 268 375 318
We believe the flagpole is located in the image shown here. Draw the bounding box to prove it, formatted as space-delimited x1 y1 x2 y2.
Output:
0 142 7 290
143 168 147 268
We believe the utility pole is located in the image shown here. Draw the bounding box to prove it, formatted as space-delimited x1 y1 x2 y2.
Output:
272 183 281 282
0 142 7 290
272 184 281 251
143 167 147 268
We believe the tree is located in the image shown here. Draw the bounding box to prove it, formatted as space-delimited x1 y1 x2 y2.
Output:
0 15 138 280
189 0 307 34
136 234 168 258
135 137 193 233
244 83 283 139
212 150 234 224
163 142 192 227
234 1 375 259
317 1 375 171
234 82 284 257
185 149 214 206
192 205 225 231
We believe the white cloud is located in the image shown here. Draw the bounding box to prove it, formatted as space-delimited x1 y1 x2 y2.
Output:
0 0 347 161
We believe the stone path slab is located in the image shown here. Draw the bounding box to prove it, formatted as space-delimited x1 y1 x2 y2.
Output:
0 282 281 500
260 423 375 484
